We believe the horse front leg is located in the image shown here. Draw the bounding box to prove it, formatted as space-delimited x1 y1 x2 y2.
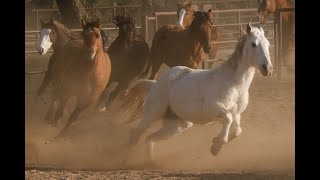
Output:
55 103 88 139
211 112 233 156
96 80 114 111
228 114 242 142
44 98 60 126
37 54 56 97
53 96 69 123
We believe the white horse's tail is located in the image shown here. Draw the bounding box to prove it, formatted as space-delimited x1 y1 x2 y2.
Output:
116 79 156 124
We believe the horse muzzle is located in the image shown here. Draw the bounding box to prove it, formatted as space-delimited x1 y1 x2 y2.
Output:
37 47 44 55
85 49 96 61
261 63 273 76
204 45 212 54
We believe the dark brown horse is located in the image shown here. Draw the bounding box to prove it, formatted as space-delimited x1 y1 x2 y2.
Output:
178 4 221 69
145 10 213 80
47 18 111 138
97 15 149 111
258 0 295 64
36 18 108 97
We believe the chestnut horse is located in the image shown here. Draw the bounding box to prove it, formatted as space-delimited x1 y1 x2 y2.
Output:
47 18 111 138
177 3 221 69
36 19 108 97
97 15 150 111
258 0 295 64
145 10 214 80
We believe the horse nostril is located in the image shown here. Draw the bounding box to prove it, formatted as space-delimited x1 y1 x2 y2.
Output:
38 47 44 54
87 49 94 54
263 63 268 71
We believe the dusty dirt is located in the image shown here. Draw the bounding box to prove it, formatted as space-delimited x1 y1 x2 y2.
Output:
25 50 295 179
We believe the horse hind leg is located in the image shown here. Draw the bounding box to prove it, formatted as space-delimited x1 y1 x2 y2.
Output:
44 98 60 126
145 118 193 163
53 96 68 123
128 97 168 146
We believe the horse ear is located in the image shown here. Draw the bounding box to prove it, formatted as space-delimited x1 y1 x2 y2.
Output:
49 18 54 24
185 1 192 9
81 19 86 29
246 22 252 34
95 18 101 28
258 24 265 35
208 9 212 14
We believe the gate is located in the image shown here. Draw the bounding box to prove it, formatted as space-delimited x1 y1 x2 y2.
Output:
273 8 295 79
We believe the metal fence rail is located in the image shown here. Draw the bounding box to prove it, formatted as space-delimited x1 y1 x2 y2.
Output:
25 26 142 54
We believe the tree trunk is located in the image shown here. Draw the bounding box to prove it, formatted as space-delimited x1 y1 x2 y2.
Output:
55 0 89 28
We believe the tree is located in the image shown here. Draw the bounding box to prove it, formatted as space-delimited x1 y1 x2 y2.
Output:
55 0 89 28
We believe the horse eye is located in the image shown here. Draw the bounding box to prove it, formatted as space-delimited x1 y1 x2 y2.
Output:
251 43 257 48
95 33 100 38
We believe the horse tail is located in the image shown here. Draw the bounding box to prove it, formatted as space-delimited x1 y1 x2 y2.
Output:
116 79 156 124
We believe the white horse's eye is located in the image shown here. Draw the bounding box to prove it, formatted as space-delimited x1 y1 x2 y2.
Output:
251 43 257 48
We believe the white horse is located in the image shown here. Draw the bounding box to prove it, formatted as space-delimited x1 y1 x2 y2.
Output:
117 23 273 163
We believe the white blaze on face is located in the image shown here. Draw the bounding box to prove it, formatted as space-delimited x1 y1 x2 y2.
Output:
38 28 53 55
176 8 186 28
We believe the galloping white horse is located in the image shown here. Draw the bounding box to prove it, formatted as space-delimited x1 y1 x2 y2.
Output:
118 23 273 163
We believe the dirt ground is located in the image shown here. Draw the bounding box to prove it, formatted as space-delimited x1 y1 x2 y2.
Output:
25 50 295 179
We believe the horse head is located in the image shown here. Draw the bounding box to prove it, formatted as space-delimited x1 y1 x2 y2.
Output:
190 9 214 54
37 18 55 55
258 0 276 23
243 23 273 76
112 15 136 45
81 18 103 61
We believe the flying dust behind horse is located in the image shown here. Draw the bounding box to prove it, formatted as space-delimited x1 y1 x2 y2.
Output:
117 23 273 164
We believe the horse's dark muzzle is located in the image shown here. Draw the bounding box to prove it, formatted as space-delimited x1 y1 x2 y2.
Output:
38 47 44 55
204 46 212 54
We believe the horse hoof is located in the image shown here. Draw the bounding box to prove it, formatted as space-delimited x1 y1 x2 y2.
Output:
99 106 106 112
210 137 224 156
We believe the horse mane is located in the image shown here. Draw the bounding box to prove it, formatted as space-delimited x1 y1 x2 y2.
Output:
189 11 210 34
113 15 135 29
113 15 139 39
227 34 248 70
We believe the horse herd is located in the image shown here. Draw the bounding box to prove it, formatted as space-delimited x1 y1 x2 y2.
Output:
33 0 293 163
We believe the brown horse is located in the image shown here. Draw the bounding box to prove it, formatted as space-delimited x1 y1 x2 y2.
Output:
37 18 79 97
36 19 109 97
97 15 150 111
178 4 221 69
47 18 111 138
258 0 295 64
145 10 214 80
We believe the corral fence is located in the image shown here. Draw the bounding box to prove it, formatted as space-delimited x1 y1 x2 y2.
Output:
29 4 142 30
273 8 295 79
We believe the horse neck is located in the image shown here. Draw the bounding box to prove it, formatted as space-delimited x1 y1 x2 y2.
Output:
54 25 78 50
218 55 256 93
276 0 294 8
